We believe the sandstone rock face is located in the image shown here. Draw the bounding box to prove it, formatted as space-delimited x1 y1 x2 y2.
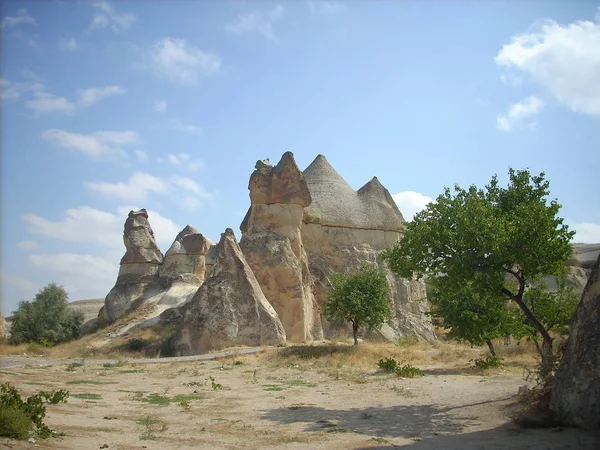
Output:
100 209 164 322
551 254 600 430
543 243 600 296
0 313 8 339
161 228 285 354
241 152 323 341
302 155 435 341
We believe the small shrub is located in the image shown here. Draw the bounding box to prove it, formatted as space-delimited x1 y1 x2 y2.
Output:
395 364 424 378
72 393 102 400
377 358 398 373
472 355 503 370
0 407 33 439
209 376 223 390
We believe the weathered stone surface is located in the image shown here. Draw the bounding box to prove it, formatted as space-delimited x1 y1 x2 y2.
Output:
161 228 285 354
551 255 600 430
302 155 435 341
160 225 216 285
0 313 8 339
241 153 323 341
121 209 163 265
543 243 600 296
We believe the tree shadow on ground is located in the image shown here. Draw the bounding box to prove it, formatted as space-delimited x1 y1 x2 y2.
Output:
262 400 600 449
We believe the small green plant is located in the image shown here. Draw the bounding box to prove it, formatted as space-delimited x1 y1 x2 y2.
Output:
395 364 424 378
139 432 157 441
377 358 398 373
0 383 68 439
472 355 503 370
136 416 160 426
72 393 102 400
209 376 223 390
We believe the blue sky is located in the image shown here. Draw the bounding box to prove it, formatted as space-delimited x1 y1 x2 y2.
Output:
1 1 599 315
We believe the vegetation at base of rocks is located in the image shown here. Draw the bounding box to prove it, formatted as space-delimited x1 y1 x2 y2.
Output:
394 364 424 378
383 168 575 381
377 357 399 373
0 383 69 439
9 283 84 346
324 265 392 346
472 355 503 370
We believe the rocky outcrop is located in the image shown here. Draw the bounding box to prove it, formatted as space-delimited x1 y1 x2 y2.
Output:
100 209 164 322
161 228 285 354
0 313 8 340
302 155 435 341
551 254 600 430
240 153 323 341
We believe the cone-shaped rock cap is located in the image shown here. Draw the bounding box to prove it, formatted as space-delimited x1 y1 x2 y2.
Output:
303 156 405 231
165 224 215 257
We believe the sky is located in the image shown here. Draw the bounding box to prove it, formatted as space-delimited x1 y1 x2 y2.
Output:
1 0 599 316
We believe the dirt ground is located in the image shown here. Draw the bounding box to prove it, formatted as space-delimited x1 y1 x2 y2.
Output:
1 342 599 449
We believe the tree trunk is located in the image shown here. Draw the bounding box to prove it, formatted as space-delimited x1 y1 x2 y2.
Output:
485 339 496 356
352 320 359 346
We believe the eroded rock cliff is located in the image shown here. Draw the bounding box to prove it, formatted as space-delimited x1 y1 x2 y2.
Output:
240 152 323 341
161 228 286 354
550 254 600 430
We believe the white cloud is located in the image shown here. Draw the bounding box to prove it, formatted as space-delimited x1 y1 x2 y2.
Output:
569 222 600 244
154 99 167 113
90 0 136 31
29 253 118 301
16 240 39 250
149 37 221 85
495 8 600 116
42 129 139 159
1 8 35 29
225 4 284 42
76 85 125 106
496 96 544 132
171 176 211 198
170 118 201 134
1 79 44 102
392 191 433 221
85 172 171 203
167 153 205 172
25 91 76 114
135 150 148 162
307 1 344 15
58 37 79 51
0 270 38 308
22 205 180 249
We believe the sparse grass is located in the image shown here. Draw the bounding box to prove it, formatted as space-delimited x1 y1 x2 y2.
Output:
118 369 144 374
72 393 102 400
136 416 160 426
66 380 116 385
139 432 157 441
135 393 202 405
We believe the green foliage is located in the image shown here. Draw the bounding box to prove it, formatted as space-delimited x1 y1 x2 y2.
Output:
324 265 392 345
9 283 84 346
394 364 424 378
383 168 574 376
472 355 503 370
209 376 223 390
72 393 102 400
377 358 398 373
0 383 68 439
0 407 32 439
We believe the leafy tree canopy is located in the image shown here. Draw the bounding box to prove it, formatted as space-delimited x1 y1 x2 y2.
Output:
324 265 392 345
9 283 84 346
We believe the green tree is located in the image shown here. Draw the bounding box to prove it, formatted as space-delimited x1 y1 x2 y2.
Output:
324 265 392 345
382 169 574 379
427 278 521 356
9 283 84 346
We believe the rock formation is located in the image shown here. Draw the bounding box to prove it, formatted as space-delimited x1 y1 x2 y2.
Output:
550 254 600 430
240 152 323 341
301 155 435 341
0 313 8 340
161 228 285 354
99 209 164 322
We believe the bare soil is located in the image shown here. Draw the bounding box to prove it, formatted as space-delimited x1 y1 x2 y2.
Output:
1 342 598 449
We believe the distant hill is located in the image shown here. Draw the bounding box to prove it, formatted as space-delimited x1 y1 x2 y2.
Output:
67 298 104 323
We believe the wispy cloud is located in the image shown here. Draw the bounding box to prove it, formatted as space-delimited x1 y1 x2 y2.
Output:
58 37 79 51
85 172 171 203
496 96 544 132
495 7 600 116
135 150 148 162
76 85 125 107
225 4 284 42
307 1 344 15
1 79 44 102
41 129 139 159
1 8 35 29
89 0 136 31
154 99 167 113
15 240 39 250
148 37 221 85
167 152 205 172
169 118 201 134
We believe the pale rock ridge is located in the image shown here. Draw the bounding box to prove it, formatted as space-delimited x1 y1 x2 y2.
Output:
551 254 600 430
301 154 435 341
0 313 8 339
240 152 323 341
160 228 286 354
